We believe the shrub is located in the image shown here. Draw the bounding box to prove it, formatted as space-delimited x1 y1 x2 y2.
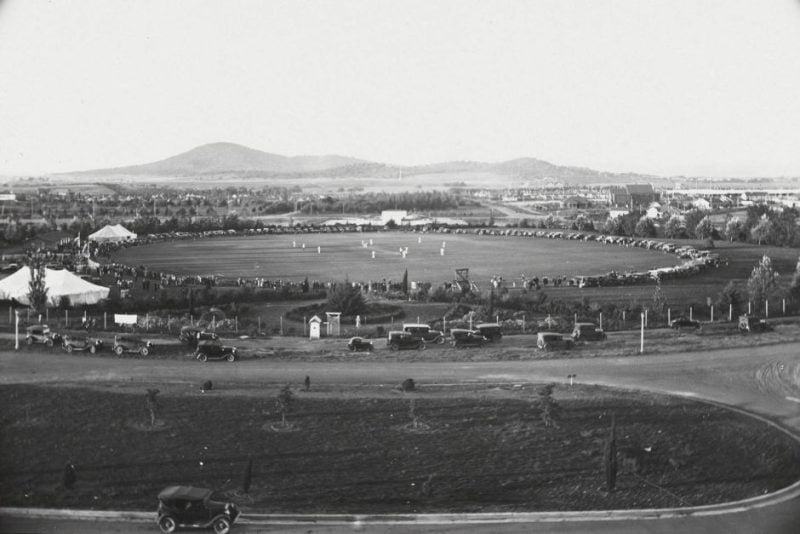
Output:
401 378 416 392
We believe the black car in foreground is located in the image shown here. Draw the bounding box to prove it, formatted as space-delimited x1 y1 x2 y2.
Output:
670 317 701 330
194 340 238 362
25 325 62 347
62 335 103 354
450 329 487 348
156 485 239 534
347 336 374 352
386 331 425 351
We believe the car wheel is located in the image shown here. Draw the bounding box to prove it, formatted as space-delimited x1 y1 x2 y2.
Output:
46 339 54 347
349 345 355 351
140 347 149 357
437 337 445 344
418 343 426 351
198 354 208 362
66 345 73 353
89 345 96 354
114 345 124 356
212 517 231 534
158 515 177 534
390 343 399 351
226 353 236 362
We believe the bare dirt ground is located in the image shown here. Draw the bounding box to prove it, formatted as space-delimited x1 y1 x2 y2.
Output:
2 381 799 514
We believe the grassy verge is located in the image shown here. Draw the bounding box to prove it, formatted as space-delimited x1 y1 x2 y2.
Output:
1 383 799 513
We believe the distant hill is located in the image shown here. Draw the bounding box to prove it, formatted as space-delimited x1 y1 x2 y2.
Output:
74 142 373 176
63 141 665 185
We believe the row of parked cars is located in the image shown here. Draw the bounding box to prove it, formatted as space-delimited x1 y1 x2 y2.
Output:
25 325 153 355
345 321 610 353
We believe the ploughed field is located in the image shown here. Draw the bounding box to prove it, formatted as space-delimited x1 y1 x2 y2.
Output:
109 231 680 284
2 383 799 513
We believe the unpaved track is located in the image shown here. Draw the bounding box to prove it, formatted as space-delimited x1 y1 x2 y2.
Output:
1 343 800 533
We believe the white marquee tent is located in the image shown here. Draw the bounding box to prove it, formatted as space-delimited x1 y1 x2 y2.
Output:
88 224 137 243
0 266 110 306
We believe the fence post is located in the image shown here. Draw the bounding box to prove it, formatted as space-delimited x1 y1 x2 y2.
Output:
748 301 752 314
765 300 769 318
783 298 786 315
280 316 283 336
640 312 645 353
599 312 603 331
235 316 238 333
689 306 693 321
710 305 714 322
104 312 107 330
729 303 732 321
65 309 68 327
667 308 671 325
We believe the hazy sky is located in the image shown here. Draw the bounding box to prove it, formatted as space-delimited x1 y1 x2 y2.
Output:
1 0 799 177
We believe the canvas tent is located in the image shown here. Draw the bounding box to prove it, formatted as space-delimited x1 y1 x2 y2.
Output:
88 224 137 243
0 266 110 306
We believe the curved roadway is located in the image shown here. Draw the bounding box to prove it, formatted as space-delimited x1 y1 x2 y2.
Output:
1 342 800 533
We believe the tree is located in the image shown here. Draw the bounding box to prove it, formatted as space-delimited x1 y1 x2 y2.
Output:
26 250 49 315
694 216 715 240
634 217 656 238
725 217 744 242
276 384 294 427
788 257 800 303
538 383 559 428
663 215 685 239
604 414 618 492
326 279 366 317
242 457 253 493
401 269 409 295
683 209 706 238
145 388 160 427
750 215 773 245
747 255 779 311
651 280 668 321
716 280 743 313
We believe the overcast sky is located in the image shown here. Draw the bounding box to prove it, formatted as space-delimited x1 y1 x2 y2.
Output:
1 0 799 177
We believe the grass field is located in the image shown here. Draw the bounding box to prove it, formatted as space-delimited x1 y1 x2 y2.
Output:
110 232 682 284
2 383 798 513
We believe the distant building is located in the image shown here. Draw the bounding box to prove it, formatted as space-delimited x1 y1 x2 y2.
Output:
609 184 659 210
0 193 16 202
380 210 407 225
562 196 591 209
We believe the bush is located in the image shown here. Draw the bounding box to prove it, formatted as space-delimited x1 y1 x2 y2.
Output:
401 378 416 392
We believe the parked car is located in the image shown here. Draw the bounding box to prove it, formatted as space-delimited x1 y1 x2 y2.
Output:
62 335 103 354
670 317 701 330
194 340 238 362
572 322 607 341
450 328 487 348
179 326 218 346
25 325 62 347
346 336 374 352
402 323 445 344
738 314 772 333
156 485 240 534
113 335 153 356
386 331 425 351
537 332 574 350
476 323 503 342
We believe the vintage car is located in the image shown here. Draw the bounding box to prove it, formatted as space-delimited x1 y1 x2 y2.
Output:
536 332 575 350
179 326 219 346
25 325 62 347
61 335 103 354
346 336 374 352
386 331 425 351
113 335 153 356
194 340 238 362
669 317 701 330
449 328 487 348
738 314 772 333
475 323 503 342
401 323 445 344
572 322 607 341
156 485 240 534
